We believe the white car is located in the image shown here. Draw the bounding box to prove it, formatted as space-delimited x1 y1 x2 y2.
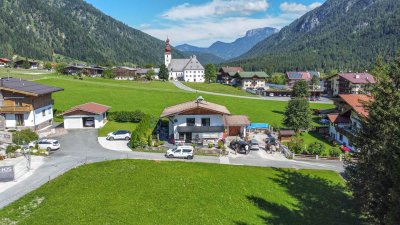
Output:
165 146 194 159
29 139 61 151
106 130 131 141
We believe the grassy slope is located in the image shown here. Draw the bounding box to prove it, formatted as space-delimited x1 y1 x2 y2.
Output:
0 160 361 225
38 77 332 126
0 68 52 81
183 82 254 97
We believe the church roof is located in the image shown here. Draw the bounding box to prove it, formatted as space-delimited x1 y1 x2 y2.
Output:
168 55 204 72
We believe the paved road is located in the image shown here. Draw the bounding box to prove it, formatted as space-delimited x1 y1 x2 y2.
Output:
0 129 344 209
171 80 334 104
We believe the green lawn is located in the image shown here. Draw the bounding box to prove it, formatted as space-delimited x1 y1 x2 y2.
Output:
98 121 138 137
0 68 52 81
184 82 254 96
0 160 361 225
38 78 332 127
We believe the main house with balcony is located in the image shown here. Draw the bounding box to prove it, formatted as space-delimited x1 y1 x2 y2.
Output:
230 72 269 90
327 94 371 151
325 73 376 97
160 97 250 144
0 78 63 130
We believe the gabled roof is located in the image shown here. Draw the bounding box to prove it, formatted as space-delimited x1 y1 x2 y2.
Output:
0 58 10 63
286 72 311 80
160 98 231 118
168 55 204 72
0 77 63 96
220 66 244 73
235 72 268 78
224 115 250 126
61 102 111 116
338 94 371 117
327 113 351 124
338 73 376 84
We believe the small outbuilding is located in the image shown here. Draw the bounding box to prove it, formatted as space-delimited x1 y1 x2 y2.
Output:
61 102 111 129
278 130 296 142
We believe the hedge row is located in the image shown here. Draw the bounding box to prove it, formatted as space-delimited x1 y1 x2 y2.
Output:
129 114 157 148
108 111 145 123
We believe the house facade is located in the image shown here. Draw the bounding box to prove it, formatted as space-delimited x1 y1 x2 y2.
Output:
0 78 63 130
325 73 376 97
160 97 250 144
327 94 371 151
14 60 39 69
164 38 205 82
231 72 268 90
112 67 137 80
218 67 244 84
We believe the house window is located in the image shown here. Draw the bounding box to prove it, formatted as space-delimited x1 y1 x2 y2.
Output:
186 118 195 126
339 134 343 141
201 118 210 126
179 133 185 140
16 114 24 126
42 110 46 116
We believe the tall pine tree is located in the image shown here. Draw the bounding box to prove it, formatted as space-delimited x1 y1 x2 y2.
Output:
345 54 400 225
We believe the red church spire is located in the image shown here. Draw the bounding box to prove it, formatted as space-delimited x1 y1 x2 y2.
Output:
165 37 171 54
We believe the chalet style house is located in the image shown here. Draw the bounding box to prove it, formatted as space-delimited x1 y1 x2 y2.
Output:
325 73 376 97
0 78 63 130
63 65 105 77
14 60 39 69
286 71 320 87
231 72 269 90
327 94 371 151
218 66 244 84
164 38 205 82
160 97 250 144
112 66 137 80
0 58 10 67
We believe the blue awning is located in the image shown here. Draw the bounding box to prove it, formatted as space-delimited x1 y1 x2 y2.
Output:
247 123 269 130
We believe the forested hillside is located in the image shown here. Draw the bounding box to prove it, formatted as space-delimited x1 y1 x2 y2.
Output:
0 0 183 65
230 0 400 72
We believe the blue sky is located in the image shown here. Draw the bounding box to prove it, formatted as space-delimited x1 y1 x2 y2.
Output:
85 0 325 47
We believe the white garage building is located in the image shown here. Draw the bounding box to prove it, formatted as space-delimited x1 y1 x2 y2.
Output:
61 102 111 129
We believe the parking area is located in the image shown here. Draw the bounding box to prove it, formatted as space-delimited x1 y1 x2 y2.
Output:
98 137 131 151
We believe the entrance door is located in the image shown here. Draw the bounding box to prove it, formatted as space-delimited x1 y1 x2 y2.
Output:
185 133 192 143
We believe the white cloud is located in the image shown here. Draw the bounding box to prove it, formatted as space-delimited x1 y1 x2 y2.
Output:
280 2 322 14
162 0 269 21
139 23 151 29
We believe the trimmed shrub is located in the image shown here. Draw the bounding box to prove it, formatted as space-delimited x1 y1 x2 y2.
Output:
108 111 145 123
288 135 305 154
308 142 326 155
128 114 157 149
329 147 342 157
12 129 38 145
217 140 224 149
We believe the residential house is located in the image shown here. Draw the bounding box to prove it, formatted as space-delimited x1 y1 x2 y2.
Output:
286 72 315 87
62 65 104 77
160 97 250 144
136 68 160 80
327 94 371 151
14 60 39 69
61 102 110 129
0 77 63 130
218 66 244 84
164 38 205 82
112 66 137 80
325 73 376 97
231 72 269 90
0 58 10 67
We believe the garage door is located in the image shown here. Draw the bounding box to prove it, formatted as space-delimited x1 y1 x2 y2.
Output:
83 117 95 128
65 117 83 129
229 126 241 136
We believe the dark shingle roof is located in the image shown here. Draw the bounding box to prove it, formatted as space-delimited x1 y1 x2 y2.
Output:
0 77 63 96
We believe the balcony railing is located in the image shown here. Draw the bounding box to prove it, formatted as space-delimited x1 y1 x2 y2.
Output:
177 126 225 133
0 105 33 113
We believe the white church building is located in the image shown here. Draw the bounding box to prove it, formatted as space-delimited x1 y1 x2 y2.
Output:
165 38 205 83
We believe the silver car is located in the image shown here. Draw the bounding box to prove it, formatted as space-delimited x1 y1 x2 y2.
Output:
249 139 260 150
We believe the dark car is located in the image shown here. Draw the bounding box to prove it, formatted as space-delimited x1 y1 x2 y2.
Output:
229 140 249 154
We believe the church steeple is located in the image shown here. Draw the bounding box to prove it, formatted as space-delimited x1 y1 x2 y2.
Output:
165 37 172 67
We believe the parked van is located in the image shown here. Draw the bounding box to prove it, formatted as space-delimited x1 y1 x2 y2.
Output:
165 146 194 159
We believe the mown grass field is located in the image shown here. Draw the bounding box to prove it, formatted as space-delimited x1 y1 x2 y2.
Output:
37 77 332 127
0 68 52 81
0 160 361 225
184 82 254 96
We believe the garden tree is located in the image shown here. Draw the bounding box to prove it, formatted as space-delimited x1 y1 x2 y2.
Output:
311 75 320 86
204 64 217 83
12 129 38 145
287 135 305 154
308 142 325 155
103 68 115 79
284 98 313 133
159 64 169 80
268 73 286 85
292 80 310 98
43 62 52 70
370 54 389 79
345 54 400 225
145 69 155 81
55 63 67 74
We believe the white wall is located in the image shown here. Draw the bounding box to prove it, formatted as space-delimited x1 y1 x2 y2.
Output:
183 70 204 82
241 79 266 89
34 105 53 126
169 114 225 139
63 114 106 129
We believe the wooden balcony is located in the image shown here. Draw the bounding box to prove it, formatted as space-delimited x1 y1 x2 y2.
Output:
0 105 33 113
